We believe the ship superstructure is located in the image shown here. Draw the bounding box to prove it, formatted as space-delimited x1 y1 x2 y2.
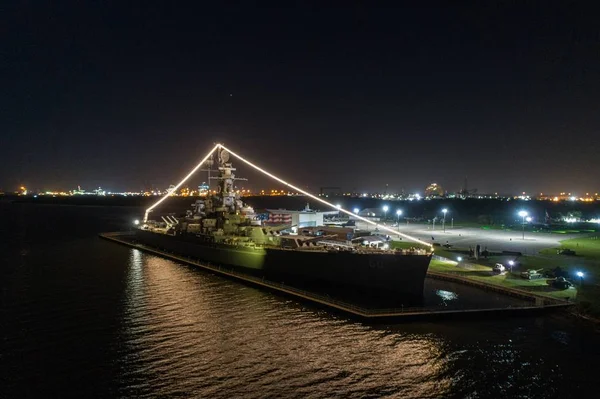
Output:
143 148 287 247
137 145 432 300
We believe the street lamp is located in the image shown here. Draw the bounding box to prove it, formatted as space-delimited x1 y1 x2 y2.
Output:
383 205 389 221
518 210 528 240
442 208 448 233
396 209 402 225
508 260 515 273
353 207 360 214
576 271 584 286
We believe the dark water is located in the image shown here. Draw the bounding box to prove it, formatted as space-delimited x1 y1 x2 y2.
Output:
1 202 598 398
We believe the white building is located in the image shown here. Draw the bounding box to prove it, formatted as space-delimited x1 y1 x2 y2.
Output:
266 204 338 228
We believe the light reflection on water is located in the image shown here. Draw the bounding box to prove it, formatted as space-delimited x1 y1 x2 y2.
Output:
120 251 454 398
117 249 583 399
1 204 596 398
436 289 459 303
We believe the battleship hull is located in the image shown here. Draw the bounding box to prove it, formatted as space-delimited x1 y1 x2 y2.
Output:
134 229 431 300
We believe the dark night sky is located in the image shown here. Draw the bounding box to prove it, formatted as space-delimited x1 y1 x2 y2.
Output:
2 1 599 194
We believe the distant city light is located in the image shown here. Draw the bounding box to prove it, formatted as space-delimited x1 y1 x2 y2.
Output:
17 184 600 204
145 143 221 221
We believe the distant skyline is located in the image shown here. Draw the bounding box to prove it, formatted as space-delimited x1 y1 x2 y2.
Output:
5 166 599 198
2 2 599 194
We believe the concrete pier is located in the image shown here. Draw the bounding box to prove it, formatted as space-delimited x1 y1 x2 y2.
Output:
100 231 574 322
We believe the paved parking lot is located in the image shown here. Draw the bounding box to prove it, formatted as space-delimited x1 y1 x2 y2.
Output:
355 221 578 254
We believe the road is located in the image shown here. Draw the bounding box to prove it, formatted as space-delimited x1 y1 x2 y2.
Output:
355 221 578 255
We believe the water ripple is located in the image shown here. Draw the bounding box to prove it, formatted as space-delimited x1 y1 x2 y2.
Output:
1 204 597 398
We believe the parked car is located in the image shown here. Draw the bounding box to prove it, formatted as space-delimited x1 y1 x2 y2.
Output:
493 263 506 274
557 248 576 256
520 269 544 280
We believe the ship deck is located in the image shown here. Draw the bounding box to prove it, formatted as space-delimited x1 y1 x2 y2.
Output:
139 227 430 256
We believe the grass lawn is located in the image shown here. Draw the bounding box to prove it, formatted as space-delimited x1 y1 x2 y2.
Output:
428 258 577 301
466 272 577 301
536 235 600 316
539 235 600 259
431 234 600 317
429 258 488 273
534 235 600 283
389 240 429 250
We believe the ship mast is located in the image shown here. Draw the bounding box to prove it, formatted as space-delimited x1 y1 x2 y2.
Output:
210 148 247 213
199 154 214 192
142 143 432 248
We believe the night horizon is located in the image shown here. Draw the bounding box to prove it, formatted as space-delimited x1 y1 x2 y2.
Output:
4 4 600 396
2 2 599 194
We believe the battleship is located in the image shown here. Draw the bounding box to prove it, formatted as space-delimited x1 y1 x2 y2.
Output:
134 145 433 300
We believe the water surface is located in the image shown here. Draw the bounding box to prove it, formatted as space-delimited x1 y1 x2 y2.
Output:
1 202 597 398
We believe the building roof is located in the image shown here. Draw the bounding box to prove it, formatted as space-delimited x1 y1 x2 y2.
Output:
266 208 338 215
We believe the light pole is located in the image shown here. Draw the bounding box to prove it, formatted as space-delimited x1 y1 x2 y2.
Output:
518 210 528 240
508 260 515 273
383 205 389 222
442 208 448 233
396 209 402 229
577 271 584 286
353 208 359 215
